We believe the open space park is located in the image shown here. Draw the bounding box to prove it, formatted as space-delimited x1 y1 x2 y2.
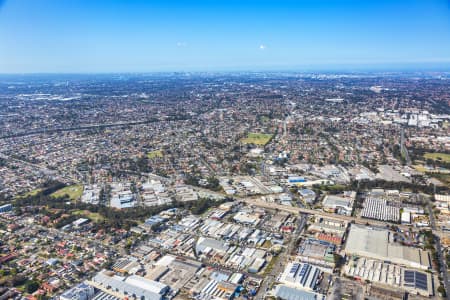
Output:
241 133 274 146
51 185 84 201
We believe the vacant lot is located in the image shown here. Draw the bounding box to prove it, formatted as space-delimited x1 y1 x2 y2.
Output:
51 185 83 201
241 133 273 146
424 152 450 163
147 150 163 159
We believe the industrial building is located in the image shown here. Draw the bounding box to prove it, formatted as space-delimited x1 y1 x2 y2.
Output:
287 176 306 185
344 224 431 270
91 271 169 300
248 258 265 273
322 191 355 216
297 238 335 269
195 237 229 255
274 285 325 300
233 211 261 226
279 262 323 291
403 269 433 296
307 217 347 237
343 257 433 296
360 192 401 222
298 189 316 204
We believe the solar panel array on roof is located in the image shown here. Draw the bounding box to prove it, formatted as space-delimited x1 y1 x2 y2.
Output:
299 264 308 277
403 270 428 291
281 262 322 291
415 272 428 291
404 270 415 286
289 263 300 276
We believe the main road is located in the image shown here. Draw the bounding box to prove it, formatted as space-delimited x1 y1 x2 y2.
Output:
427 200 450 299
256 214 308 299
238 196 414 231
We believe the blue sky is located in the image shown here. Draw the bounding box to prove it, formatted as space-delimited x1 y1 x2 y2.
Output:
0 0 450 73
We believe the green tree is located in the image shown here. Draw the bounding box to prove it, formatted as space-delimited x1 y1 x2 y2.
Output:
25 280 40 294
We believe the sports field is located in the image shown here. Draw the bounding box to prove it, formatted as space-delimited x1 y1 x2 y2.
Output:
147 150 163 159
241 133 273 145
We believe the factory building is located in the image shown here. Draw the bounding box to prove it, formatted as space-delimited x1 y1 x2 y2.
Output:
344 224 431 270
274 285 325 300
322 191 355 216
91 271 168 300
279 262 323 291
344 257 433 296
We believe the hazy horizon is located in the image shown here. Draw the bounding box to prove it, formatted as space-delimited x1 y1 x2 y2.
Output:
1 0 450 73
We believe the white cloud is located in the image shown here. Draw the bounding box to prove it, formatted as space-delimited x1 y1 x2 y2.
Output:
259 44 267 50
176 42 188 48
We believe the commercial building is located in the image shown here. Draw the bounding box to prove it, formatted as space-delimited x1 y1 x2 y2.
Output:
344 224 431 270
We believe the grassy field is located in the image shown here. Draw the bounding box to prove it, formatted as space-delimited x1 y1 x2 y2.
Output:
147 150 163 159
16 188 42 199
72 209 104 222
51 185 83 201
241 133 274 146
413 165 428 173
414 164 450 174
424 152 450 163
